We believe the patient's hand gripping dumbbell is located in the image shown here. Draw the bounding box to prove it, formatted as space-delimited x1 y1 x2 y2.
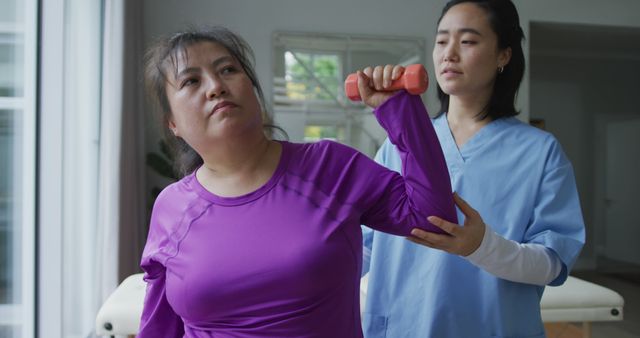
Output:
344 64 429 101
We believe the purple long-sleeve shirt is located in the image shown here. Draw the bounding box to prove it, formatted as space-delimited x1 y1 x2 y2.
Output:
139 91 456 337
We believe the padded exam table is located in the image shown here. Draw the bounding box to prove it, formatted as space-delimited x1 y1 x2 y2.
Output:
96 274 623 338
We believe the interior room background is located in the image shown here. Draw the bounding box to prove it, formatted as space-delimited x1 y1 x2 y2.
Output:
2 0 639 337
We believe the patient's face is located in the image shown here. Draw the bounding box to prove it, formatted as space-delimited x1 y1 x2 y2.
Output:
164 41 263 151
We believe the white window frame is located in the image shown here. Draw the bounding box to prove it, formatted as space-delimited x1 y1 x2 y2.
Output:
39 0 102 337
38 0 65 336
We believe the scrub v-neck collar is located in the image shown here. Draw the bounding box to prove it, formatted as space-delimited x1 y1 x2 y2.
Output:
435 112 503 164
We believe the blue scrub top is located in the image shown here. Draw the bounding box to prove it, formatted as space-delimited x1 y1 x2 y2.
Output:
362 114 585 338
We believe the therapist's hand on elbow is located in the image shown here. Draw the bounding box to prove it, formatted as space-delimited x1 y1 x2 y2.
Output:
408 193 485 257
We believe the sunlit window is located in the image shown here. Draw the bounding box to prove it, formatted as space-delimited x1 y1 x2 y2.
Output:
272 32 424 156
284 51 342 102
303 125 345 143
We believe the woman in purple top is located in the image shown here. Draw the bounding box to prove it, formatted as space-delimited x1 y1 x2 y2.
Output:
139 26 456 338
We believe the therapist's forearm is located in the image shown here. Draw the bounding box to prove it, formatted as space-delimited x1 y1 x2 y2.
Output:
464 225 562 286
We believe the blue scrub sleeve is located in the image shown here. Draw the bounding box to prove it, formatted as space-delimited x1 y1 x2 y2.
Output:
523 140 585 286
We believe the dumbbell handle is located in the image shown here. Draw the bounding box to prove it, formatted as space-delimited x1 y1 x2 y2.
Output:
344 64 429 101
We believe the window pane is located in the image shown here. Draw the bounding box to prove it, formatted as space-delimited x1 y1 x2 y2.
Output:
0 108 22 336
0 326 20 337
0 0 34 336
304 125 345 143
0 0 24 24
285 51 341 102
0 110 16 306
0 33 24 97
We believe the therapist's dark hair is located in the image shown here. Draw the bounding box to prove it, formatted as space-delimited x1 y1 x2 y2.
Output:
144 26 285 178
435 0 525 120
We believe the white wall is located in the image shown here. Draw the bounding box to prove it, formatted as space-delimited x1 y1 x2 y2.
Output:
514 0 640 122
518 0 640 266
531 51 640 268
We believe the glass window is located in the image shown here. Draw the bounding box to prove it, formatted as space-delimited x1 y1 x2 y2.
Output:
284 51 341 102
0 0 36 336
304 124 345 143
273 32 424 156
0 108 21 336
0 32 24 97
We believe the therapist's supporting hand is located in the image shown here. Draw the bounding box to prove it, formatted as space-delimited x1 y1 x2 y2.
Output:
408 193 485 257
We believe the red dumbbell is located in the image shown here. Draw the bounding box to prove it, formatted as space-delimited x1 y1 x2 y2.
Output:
344 64 429 101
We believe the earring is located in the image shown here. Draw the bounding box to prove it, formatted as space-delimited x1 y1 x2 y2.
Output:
498 66 504 74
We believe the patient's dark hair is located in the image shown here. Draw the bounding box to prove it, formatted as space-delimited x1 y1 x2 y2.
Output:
436 0 525 120
144 26 285 178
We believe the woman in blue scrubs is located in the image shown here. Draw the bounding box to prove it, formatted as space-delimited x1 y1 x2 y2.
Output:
361 1 585 337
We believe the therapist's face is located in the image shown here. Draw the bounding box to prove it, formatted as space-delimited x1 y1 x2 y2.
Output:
433 2 511 99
